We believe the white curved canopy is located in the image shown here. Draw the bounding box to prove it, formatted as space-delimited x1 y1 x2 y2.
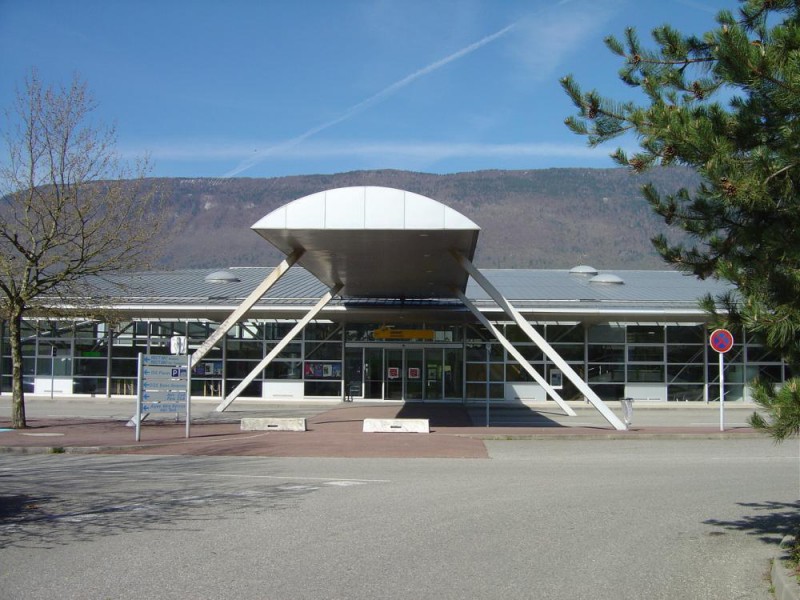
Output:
251 186 480 298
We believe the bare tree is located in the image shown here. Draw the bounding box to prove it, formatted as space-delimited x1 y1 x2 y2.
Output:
0 70 162 428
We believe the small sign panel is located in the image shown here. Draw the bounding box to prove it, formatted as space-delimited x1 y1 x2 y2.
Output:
709 329 734 353
372 327 435 341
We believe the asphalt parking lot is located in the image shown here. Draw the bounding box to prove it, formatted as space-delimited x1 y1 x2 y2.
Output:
1 438 797 600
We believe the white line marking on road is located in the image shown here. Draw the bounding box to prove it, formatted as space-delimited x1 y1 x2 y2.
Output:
80 469 391 483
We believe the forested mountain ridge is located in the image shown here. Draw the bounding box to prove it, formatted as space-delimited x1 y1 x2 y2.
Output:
150 167 699 270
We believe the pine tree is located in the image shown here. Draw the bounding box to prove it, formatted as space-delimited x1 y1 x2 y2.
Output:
562 0 800 440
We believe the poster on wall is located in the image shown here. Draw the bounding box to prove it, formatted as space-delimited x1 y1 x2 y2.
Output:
387 367 400 379
549 369 563 389
408 367 420 379
304 362 342 380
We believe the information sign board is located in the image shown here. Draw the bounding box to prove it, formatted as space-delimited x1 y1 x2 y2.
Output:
135 353 191 441
142 390 187 403
142 402 185 413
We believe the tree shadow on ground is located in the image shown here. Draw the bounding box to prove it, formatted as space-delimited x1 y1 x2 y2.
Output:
0 456 322 550
704 500 800 544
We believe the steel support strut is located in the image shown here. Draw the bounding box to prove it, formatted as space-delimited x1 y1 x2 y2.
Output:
191 249 304 368
215 284 343 412
453 288 576 417
452 251 627 431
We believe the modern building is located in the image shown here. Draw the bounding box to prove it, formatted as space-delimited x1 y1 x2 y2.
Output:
1 187 787 427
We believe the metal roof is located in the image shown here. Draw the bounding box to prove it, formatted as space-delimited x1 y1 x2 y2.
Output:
250 186 480 298
80 266 733 323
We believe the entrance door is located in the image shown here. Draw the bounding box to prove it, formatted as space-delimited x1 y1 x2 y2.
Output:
364 348 383 400
385 349 403 400
344 348 363 399
347 345 462 401
425 349 443 400
405 349 423 400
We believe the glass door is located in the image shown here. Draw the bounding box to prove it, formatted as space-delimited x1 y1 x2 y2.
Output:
385 349 403 399
344 348 363 399
444 348 462 399
406 349 423 400
425 349 443 400
364 348 383 399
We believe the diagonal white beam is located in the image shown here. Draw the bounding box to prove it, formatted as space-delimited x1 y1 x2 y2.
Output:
215 283 343 412
191 249 303 368
453 251 627 431
454 288 576 417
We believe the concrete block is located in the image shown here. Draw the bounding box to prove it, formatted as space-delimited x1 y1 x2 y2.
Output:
362 418 429 433
240 417 306 432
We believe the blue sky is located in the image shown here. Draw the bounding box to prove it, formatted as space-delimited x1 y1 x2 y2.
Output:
0 0 734 178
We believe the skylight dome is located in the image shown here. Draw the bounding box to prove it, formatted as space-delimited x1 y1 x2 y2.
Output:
569 265 599 276
589 273 625 285
204 270 241 284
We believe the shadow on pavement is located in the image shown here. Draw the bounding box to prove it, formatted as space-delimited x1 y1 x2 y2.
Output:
704 500 800 545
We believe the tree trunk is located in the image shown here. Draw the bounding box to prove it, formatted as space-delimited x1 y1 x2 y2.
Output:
8 309 27 429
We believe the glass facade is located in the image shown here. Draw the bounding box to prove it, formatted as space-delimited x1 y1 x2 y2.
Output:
0 318 787 403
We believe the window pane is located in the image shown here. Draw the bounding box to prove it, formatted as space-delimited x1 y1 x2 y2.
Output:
466 363 487 381
466 344 486 361
666 325 705 344
305 342 340 360
515 345 543 361
668 365 705 383
265 322 296 340
628 346 664 362
226 341 263 360
588 325 625 343
591 384 624 401
547 324 583 343
668 384 705 401
552 345 584 361
588 364 625 382
588 345 624 363
265 361 302 379
667 345 704 363
304 381 341 396
627 364 665 382
75 358 107 377
627 325 664 343
466 382 487 398
506 363 534 382
305 323 340 341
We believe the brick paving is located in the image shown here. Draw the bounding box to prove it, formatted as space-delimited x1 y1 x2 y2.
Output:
0 402 762 458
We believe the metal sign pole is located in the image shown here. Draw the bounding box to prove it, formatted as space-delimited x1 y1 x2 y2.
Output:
709 328 733 433
719 351 725 432
135 353 143 442
185 354 192 439
50 346 56 399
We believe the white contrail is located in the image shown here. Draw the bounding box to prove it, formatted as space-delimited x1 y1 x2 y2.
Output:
222 21 517 178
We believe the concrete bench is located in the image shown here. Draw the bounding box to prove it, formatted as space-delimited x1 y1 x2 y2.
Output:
362 418 429 433
240 417 306 432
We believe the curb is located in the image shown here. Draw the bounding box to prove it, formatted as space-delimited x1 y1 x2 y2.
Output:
772 536 800 600
452 432 767 441
0 430 769 455
0 445 107 455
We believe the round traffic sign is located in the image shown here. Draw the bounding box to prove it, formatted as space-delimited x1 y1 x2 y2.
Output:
709 328 734 353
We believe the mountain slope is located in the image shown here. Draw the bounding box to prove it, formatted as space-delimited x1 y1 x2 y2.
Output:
151 167 699 270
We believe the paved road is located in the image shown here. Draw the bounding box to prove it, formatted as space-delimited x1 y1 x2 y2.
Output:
1 438 797 599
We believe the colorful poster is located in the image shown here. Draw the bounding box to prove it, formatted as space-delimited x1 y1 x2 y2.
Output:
408 367 420 379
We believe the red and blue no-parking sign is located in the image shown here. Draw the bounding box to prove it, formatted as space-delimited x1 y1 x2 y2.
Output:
709 328 734 353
